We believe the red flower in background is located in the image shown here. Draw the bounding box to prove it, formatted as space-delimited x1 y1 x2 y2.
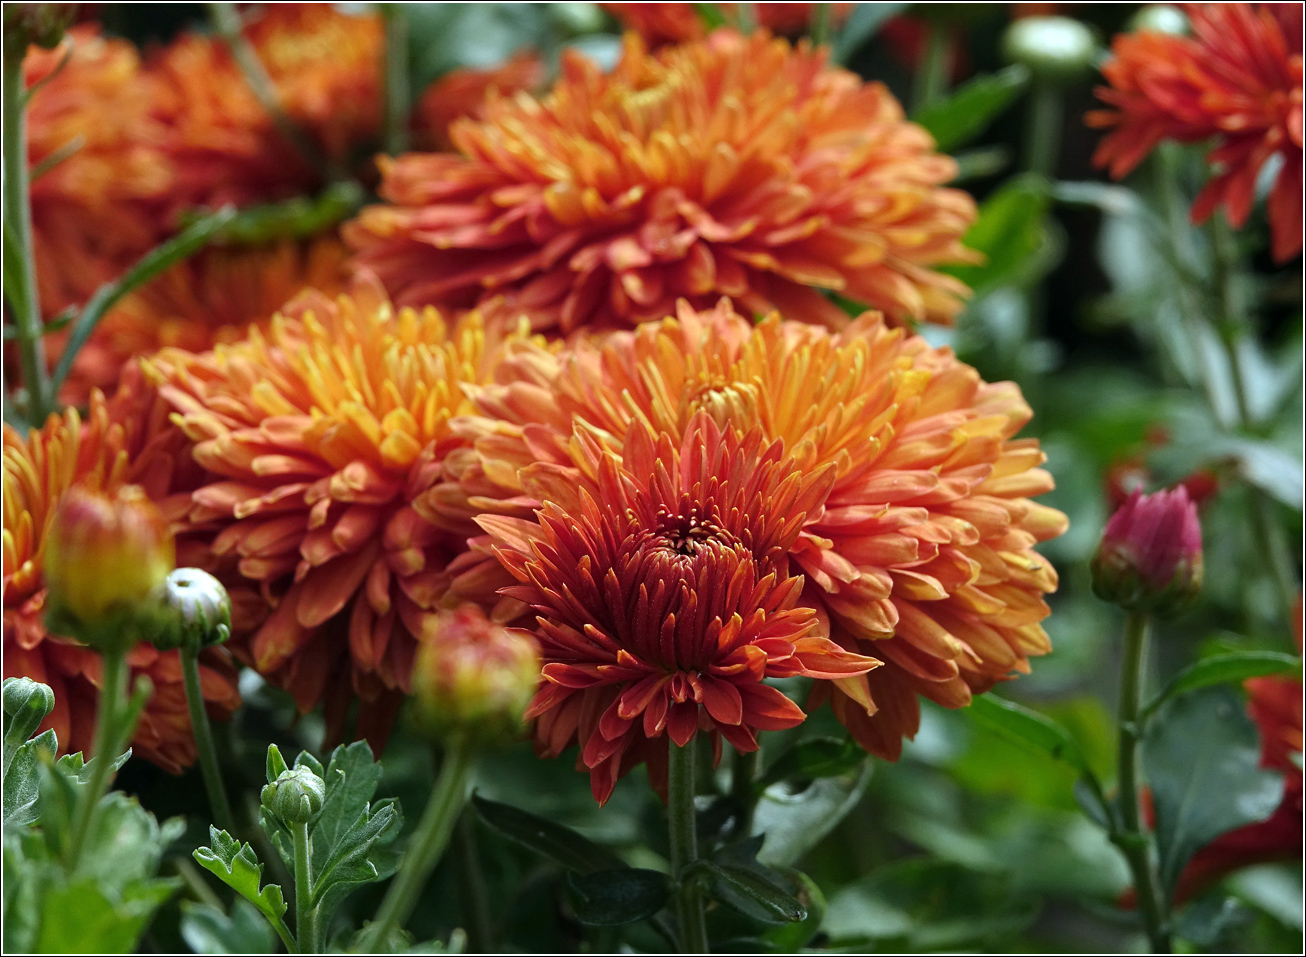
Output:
480 413 879 803
1089 3 1304 262
414 52 546 152
603 4 853 45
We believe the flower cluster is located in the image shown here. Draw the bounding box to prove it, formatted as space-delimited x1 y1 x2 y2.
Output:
1089 3 1303 261
346 30 977 333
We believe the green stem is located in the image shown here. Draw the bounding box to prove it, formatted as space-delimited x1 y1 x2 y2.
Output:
912 22 951 112
809 3 832 46
1025 82 1062 179
381 4 409 156
3 34 54 424
453 814 494 953
294 819 318 953
181 646 235 833
364 738 475 951
66 648 126 870
735 2 757 33
669 738 709 954
1114 613 1171 953
206 3 334 181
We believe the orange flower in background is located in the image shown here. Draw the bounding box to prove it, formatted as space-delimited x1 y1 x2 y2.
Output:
2 374 240 773
24 25 173 317
147 279 544 748
54 234 349 406
481 413 879 803
346 30 976 334
603 4 854 45
1089 3 1304 262
435 299 1067 761
151 3 382 211
414 52 546 152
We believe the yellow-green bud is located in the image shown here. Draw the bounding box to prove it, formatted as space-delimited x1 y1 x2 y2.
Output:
151 568 232 652
412 606 540 747
43 485 175 653
1002 16 1098 83
1128 5 1188 36
261 766 326 825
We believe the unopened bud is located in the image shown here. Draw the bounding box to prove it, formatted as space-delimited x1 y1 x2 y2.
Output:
1092 486 1203 617
43 485 175 652
1002 16 1098 83
151 568 232 652
3 676 55 745
412 606 540 747
3 3 77 51
261 765 326 825
1128 5 1188 36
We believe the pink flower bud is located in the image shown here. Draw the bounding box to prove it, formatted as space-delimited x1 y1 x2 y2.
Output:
1092 486 1203 616
412 605 540 747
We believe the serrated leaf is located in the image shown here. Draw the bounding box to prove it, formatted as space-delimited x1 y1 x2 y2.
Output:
1144 652 1301 720
758 736 864 789
3 729 57 826
180 900 278 955
565 868 670 926
311 801 403 914
1142 686 1286 904
193 827 289 928
912 66 1031 152
472 794 625 873
312 741 381 857
35 877 176 954
968 693 1091 773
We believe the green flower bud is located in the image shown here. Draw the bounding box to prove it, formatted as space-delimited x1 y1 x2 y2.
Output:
3 676 56 745
3 3 77 53
1002 16 1098 83
261 765 326 825
151 568 232 651
1128 4 1188 36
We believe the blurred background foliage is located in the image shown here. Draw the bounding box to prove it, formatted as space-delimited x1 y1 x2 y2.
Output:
83 2 1302 953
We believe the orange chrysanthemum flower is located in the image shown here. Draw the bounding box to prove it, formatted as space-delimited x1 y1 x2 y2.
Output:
602 4 854 45
414 52 546 152
3 371 240 773
480 412 879 803
435 300 1067 760
151 3 382 210
25 25 174 317
147 280 544 747
1089 3 1304 261
346 30 976 333
54 235 349 406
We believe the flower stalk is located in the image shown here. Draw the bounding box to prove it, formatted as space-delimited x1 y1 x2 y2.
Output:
669 738 710 954
293 819 318 953
364 737 475 950
181 645 235 833
380 4 409 156
2 28 54 425
65 646 127 870
1112 612 1171 953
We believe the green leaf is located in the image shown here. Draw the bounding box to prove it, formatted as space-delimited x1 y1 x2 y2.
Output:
3 729 56 827
266 743 288 784
1175 895 1255 948
180 900 278 955
472 794 626 874
832 2 910 64
753 763 871 867
310 800 403 913
761 869 826 950
565 868 671 926
967 693 1091 774
945 175 1054 297
1142 686 1286 904
193 827 291 934
912 66 1031 153
35 877 176 954
1144 652 1301 720
758 736 865 789
695 859 807 924
48 205 237 397
183 182 364 247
